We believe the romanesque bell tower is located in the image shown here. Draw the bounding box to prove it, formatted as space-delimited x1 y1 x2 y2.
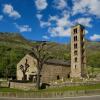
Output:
71 24 86 78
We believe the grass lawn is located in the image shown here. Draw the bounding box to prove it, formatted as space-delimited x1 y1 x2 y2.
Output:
88 67 100 75
41 83 100 92
0 83 100 92
0 87 24 92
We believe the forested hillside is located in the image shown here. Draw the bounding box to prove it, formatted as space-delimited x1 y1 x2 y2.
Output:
0 32 100 78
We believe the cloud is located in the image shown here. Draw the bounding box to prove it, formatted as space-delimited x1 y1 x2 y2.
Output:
90 34 100 41
36 13 43 20
0 15 3 21
3 4 21 19
36 12 72 37
85 30 88 34
14 23 32 32
53 0 67 10
49 27 71 37
40 20 51 28
72 0 100 18
49 15 59 21
47 13 72 37
37 11 92 37
47 15 91 37
35 0 48 11
36 14 51 28
74 17 92 27
49 14 71 27
56 15 71 27
42 35 49 40
35 1 95 38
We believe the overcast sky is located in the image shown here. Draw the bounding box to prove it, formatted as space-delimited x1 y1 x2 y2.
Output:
0 0 100 43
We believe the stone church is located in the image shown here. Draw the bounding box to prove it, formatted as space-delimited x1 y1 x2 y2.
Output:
17 54 70 83
17 24 86 83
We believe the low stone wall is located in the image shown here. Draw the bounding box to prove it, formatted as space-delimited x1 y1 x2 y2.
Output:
0 89 100 98
48 81 100 88
1 81 100 90
10 82 36 90
0 81 9 87
8 81 100 90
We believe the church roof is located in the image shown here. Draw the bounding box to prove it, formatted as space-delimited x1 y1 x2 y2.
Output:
29 53 70 66
29 53 71 66
72 24 85 29
45 59 70 66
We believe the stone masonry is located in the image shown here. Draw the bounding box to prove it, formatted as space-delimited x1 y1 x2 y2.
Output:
71 24 86 78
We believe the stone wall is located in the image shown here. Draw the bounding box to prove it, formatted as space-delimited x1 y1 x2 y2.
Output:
10 82 36 90
1 80 100 91
71 25 86 78
17 54 70 83
0 81 9 87
48 81 100 88
41 64 70 83
17 54 37 80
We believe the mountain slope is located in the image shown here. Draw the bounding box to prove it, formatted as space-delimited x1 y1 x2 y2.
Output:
0 32 100 78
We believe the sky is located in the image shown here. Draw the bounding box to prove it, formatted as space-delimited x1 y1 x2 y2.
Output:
0 0 100 44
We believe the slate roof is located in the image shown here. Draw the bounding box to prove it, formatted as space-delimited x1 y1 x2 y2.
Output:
29 52 70 66
45 59 70 66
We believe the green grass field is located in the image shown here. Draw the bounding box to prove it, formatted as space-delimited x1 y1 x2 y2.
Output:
0 87 24 92
42 84 100 92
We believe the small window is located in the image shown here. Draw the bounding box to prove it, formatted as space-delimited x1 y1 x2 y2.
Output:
75 65 76 69
74 36 77 41
73 28 77 34
74 43 77 49
57 75 60 80
75 36 77 41
75 57 77 62
68 73 70 78
74 50 77 55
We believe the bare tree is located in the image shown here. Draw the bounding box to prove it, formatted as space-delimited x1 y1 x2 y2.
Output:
19 59 30 81
31 41 54 89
